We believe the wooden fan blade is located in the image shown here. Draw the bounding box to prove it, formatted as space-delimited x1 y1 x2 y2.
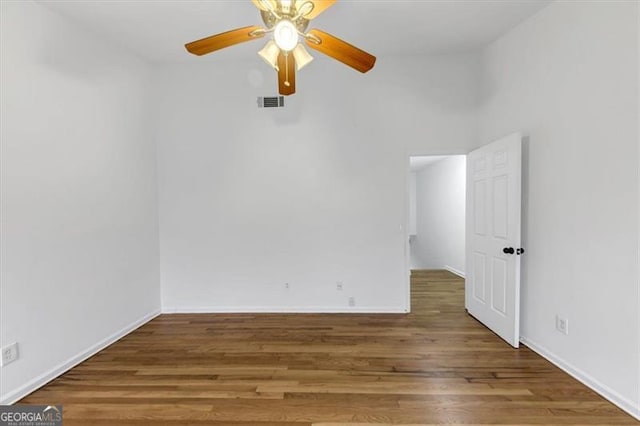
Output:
185 26 264 56
302 0 336 19
277 52 296 96
305 29 376 73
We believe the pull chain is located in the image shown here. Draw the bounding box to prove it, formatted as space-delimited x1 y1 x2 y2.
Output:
284 53 290 87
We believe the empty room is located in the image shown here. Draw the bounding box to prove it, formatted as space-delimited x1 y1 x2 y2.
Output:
1 0 639 425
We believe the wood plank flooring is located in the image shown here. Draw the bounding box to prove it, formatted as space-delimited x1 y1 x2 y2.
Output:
20 270 638 425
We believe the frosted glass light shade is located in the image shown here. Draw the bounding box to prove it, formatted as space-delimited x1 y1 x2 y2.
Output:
273 19 298 52
258 40 280 70
292 43 313 71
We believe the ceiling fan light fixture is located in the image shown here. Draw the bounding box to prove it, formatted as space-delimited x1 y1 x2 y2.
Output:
294 2 314 19
273 19 299 52
185 0 375 96
292 43 313 71
258 0 277 13
258 40 280 70
280 0 293 14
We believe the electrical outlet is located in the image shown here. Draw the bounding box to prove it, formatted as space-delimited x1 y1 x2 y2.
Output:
555 315 569 335
1 342 19 367
284 282 290 290
336 281 343 291
348 296 356 307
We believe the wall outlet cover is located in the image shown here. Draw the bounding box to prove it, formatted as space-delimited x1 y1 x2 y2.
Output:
555 315 569 335
1 342 19 367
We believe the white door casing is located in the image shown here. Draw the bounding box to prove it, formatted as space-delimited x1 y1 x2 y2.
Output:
465 133 522 348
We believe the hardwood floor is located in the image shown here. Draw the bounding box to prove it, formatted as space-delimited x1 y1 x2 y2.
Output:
20 270 638 425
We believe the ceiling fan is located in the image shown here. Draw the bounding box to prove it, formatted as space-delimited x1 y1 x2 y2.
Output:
184 0 376 96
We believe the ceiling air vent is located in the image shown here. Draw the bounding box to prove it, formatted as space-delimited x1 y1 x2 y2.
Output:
257 96 284 108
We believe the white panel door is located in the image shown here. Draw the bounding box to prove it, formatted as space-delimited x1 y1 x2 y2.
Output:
465 133 522 348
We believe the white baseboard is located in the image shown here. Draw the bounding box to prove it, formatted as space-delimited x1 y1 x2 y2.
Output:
520 336 640 421
162 306 408 314
443 265 465 278
0 309 161 405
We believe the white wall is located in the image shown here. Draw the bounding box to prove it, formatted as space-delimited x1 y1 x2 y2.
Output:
154 53 479 312
410 156 466 274
0 1 160 403
479 1 639 417
408 172 417 236
4 0 637 418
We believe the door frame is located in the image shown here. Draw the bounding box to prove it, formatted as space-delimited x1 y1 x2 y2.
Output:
404 150 468 313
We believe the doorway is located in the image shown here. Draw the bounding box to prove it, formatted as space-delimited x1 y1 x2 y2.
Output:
406 135 523 348
408 155 467 279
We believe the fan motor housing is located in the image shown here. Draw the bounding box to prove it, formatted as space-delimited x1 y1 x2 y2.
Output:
260 10 309 33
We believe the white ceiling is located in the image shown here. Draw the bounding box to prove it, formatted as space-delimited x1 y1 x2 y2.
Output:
38 0 551 63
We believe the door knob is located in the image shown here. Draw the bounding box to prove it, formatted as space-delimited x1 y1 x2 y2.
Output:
503 247 515 255
517 248 525 255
